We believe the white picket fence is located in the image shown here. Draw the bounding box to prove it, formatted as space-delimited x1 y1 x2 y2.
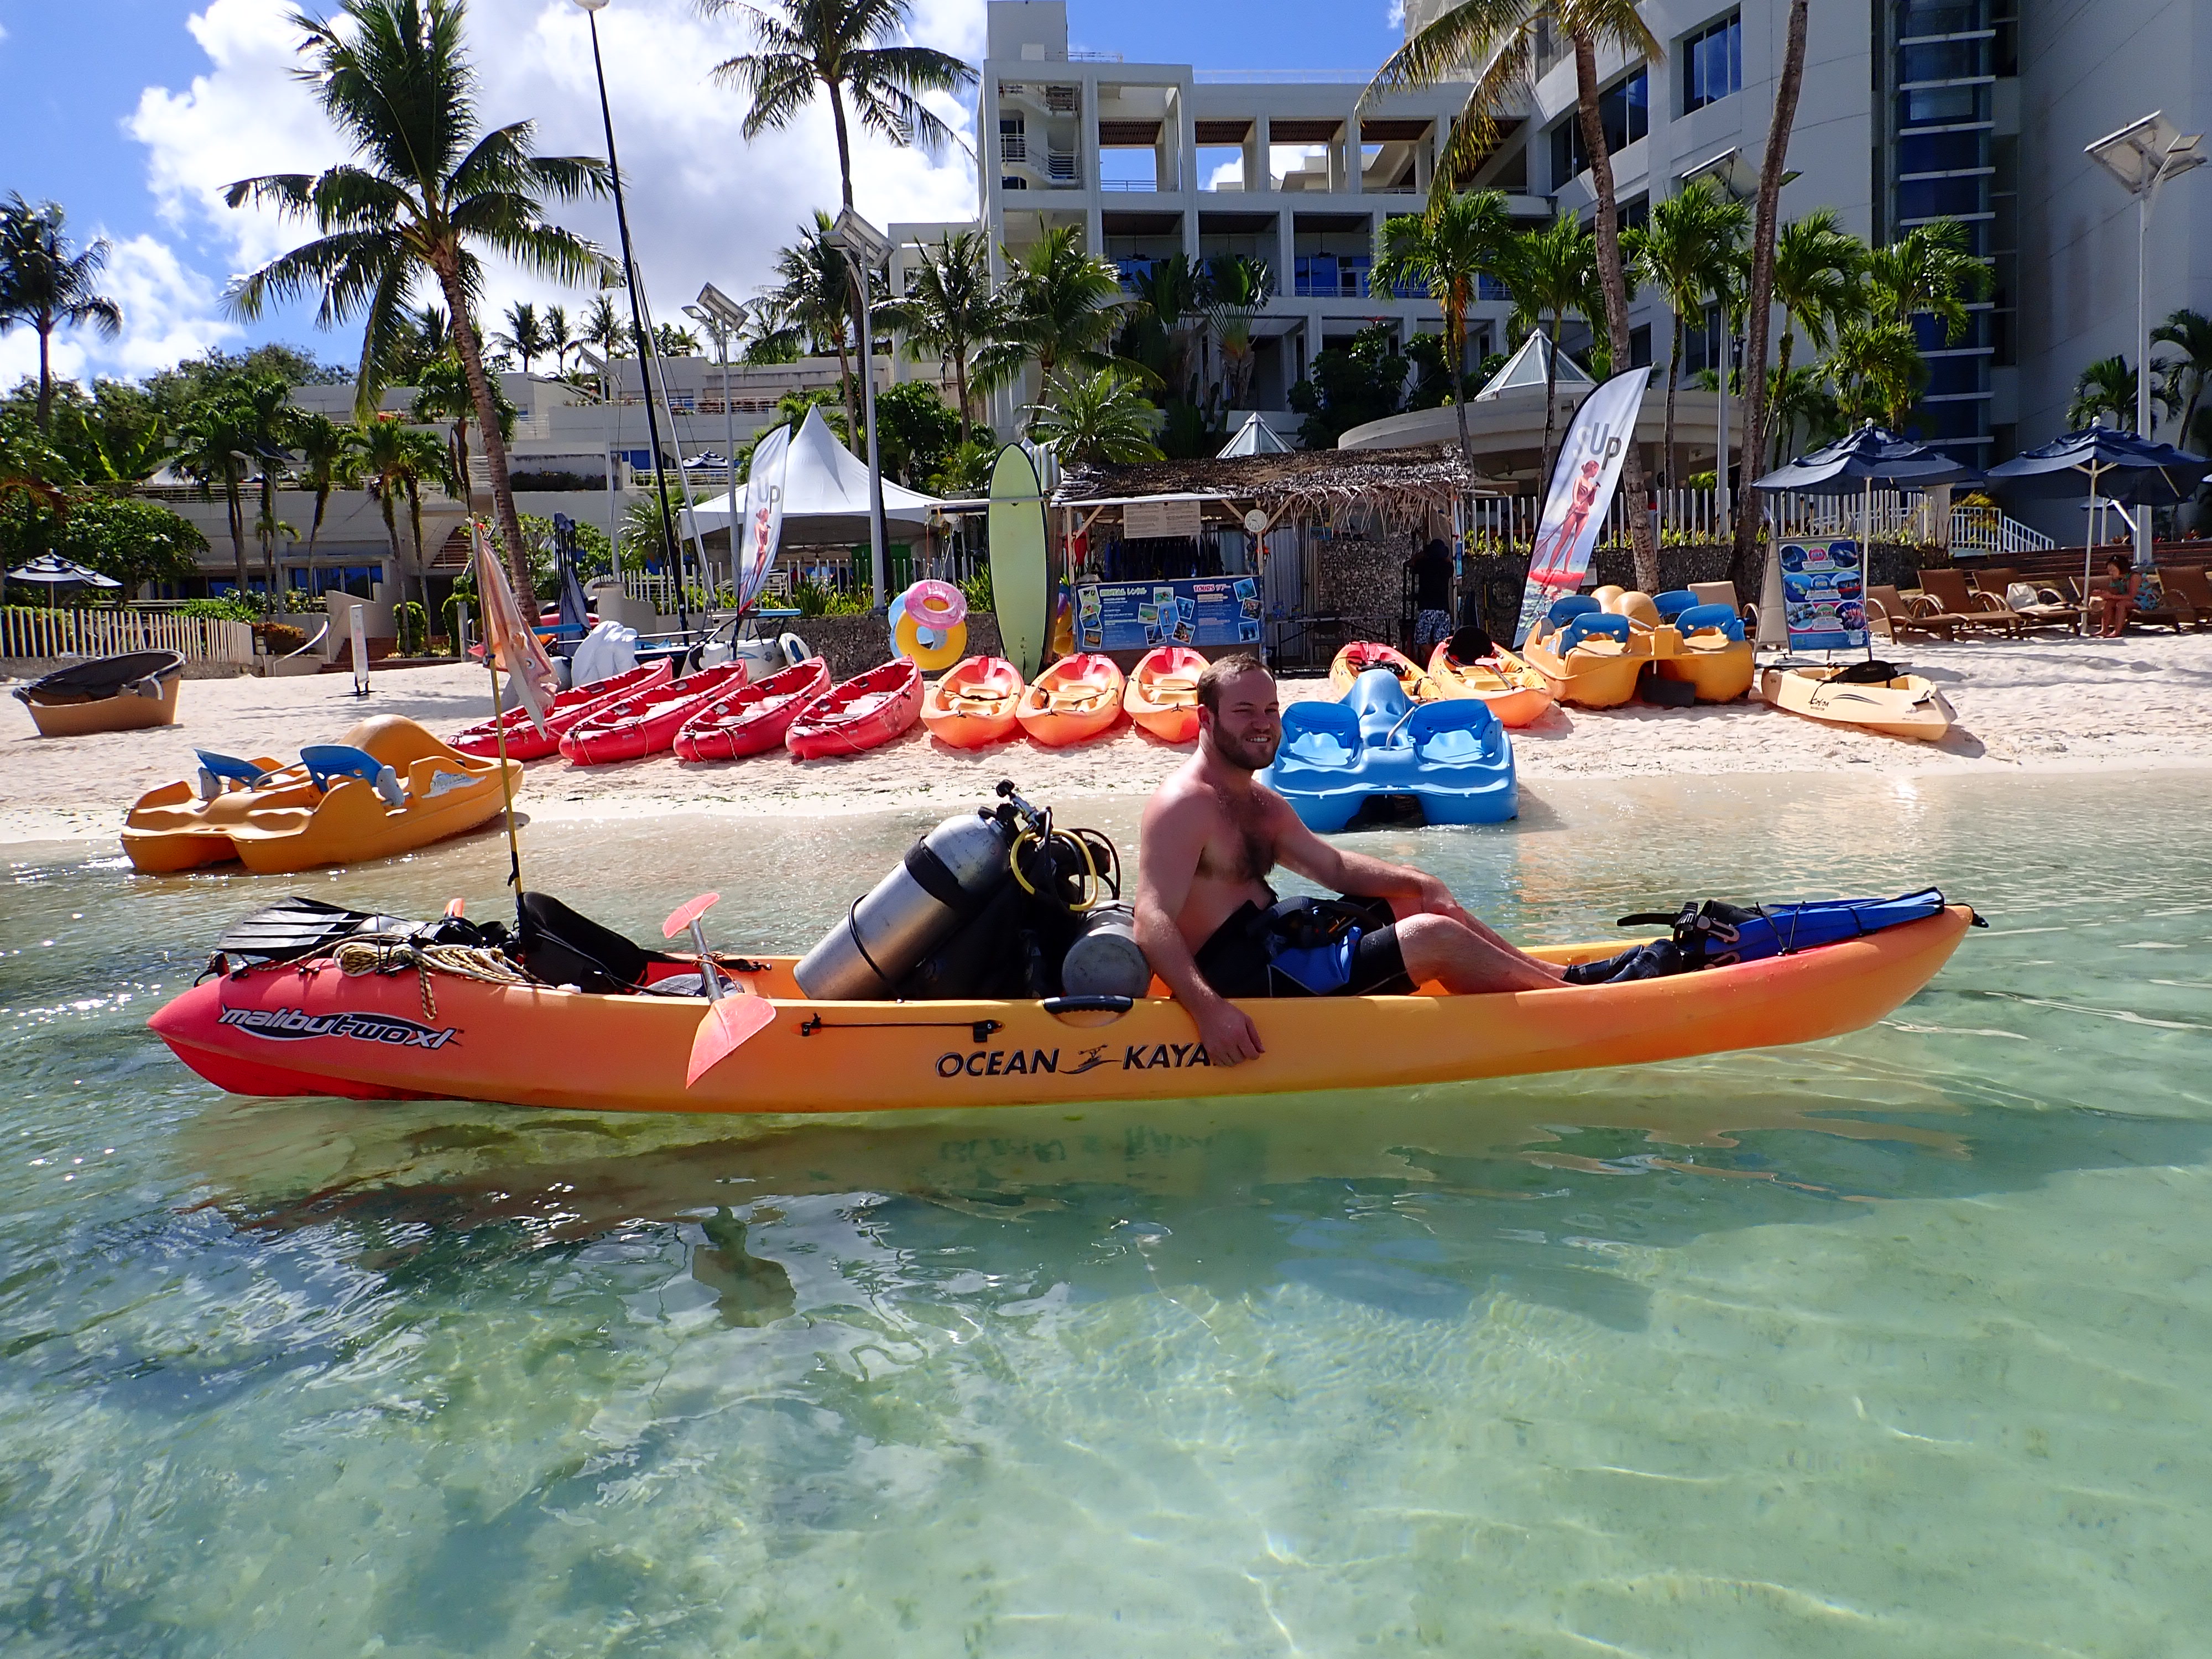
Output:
1459 487 2056 555
1 607 257 664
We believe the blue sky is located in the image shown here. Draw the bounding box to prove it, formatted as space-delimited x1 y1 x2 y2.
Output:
0 0 1408 388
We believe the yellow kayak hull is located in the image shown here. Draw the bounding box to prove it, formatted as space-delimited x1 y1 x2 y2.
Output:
1760 666 1957 741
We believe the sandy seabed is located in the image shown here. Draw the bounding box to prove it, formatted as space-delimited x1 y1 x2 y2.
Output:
5 632 2210 845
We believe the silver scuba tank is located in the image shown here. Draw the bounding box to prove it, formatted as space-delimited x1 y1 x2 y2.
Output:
794 810 1016 999
1058 902 1150 999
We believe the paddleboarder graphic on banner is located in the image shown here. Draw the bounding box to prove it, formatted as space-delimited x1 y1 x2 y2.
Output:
1512 368 1652 646
738 423 791 614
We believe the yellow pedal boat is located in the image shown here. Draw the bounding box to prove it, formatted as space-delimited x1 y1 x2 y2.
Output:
1650 599 1756 703
122 715 520 874
1520 599 1653 708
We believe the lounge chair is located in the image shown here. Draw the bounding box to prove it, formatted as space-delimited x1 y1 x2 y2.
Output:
2067 575 2190 634
1917 568 2026 637
2157 565 2212 630
1865 584 1964 643
1963 565 2081 632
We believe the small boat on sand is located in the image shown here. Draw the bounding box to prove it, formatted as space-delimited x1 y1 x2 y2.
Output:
1123 645 1207 743
785 659 923 759
921 655 1025 749
1328 640 1439 702
1761 662 1957 741
560 664 748 766
1426 636 1553 728
675 658 831 761
12 650 184 737
448 660 671 760
1016 654 1125 748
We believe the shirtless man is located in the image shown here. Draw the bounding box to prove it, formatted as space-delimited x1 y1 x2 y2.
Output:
1134 654 1566 1066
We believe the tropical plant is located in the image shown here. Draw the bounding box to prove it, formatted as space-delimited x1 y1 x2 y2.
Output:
342 413 451 612
928 435 998 498
1028 368 1163 465
1862 218 1990 344
1202 253 1277 412
293 411 350 571
1764 363 1841 469
0 195 123 431
768 213 862 439
2151 307 2212 452
544 304 575 372
872 377 962 484
698 0 977 213
975 227 1134 407
1287 321 1412 449
172 384 290 594
494 300 550 372
896 229 999 434
0 492 205 594
222 0 615 603
1627 180 1747 488
411 354 514 506
582 292 625 355
1119 253 1204 401
1373 191 1507 469
1770 208 1862 389
2068 354 2142 431
1499 210 1599 482
1830 319 1925 429
654 323 701 357
1369 0 1665 585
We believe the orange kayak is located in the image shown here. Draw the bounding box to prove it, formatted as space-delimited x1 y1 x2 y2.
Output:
1123 645 1206 743
148 907 1975 1113
1425 640 1554 728
1016 654 1126 747
921 656 1025 749
1329 640 1440 702
674 658 831 761
785 659 923 759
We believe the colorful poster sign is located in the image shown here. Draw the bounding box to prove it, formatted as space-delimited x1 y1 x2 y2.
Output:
1076 578 1261 651
1778 539 1869 651
1512 366 1652 646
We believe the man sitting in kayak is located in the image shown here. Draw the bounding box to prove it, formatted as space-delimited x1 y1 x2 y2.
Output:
1134 653 1566 1066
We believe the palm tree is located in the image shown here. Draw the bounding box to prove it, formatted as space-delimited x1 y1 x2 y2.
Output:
1770 209 1863 390
293 411 349 578
0 195 123 431
495 300 551 373
1203 254 1277 413
2069 355 2141 431
1029 368 1164 465
975 227 1133 411
769 212 861 440
343 413 447 612
222 0 614 603
1629 180 1747 489
1830 320 1924 429
1863 218 1990 343
1371 190 1507 470
1499 211 1599 484
2151 307 2212 453
1369 0 1665 586
173 393 270 595
700 0 976 213
413 355 515 504
1764 362 1840 468
896 229 999 435
582 292 625 355
238 376 303 596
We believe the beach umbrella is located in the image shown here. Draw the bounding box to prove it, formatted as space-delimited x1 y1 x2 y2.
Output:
7 554 122 589
1986 428 2208 620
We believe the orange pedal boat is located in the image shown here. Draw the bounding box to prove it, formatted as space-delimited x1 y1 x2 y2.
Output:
1016 654 1126 747
921 656 1025 749
1123 645 1206 743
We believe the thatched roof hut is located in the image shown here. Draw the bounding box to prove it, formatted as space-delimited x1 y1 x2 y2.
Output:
1054 444 1497 535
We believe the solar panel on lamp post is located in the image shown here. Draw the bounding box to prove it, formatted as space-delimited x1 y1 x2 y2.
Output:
2085 112 2206 568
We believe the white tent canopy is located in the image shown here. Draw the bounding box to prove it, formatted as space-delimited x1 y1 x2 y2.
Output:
1473 331 1594 401
691 408 942 545
1217 413 1293 456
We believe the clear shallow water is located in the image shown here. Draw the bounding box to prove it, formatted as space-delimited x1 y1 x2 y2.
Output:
3 770 2209 1657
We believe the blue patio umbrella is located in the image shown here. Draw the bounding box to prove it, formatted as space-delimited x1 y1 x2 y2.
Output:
7 554 122 590
1986 428 2208 619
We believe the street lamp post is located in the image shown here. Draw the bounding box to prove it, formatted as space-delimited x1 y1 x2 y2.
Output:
825 207 893 608
571 0 690 635
686 285 749 601
2086 111 2205 567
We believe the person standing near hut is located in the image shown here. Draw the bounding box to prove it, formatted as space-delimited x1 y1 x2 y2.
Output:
1407 538 1455 654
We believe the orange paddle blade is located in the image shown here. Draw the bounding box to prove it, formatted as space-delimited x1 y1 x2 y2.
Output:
685 994 776 1087
663 892 721 940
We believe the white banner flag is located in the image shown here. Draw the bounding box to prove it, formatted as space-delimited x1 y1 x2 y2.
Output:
1512 367 1652 646
738 423 791 614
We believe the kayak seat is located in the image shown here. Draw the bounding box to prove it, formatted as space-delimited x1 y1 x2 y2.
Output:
515 890 672 994
1653 589 1699 623
300 744 405 807
1674 603 1746 643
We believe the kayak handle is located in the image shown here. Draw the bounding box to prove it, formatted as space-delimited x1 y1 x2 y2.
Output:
1042 995 1134 1015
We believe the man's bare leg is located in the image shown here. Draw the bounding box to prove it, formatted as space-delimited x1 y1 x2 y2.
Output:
1392 913 1566 993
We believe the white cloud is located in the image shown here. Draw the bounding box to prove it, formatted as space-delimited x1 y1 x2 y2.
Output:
0 233 239 390
1385 0 1405 27
127 0 987 367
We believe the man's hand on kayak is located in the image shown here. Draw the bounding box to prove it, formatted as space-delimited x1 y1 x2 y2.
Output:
1195 995 1264 1067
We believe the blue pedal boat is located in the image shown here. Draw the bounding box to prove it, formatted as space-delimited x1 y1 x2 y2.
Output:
1261 668 1518 832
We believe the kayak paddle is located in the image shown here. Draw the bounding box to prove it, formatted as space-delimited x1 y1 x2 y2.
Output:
662 893 775 1086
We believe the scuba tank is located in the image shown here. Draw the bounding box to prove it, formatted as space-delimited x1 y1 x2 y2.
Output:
795 807 1018 999
1059 903 1149 999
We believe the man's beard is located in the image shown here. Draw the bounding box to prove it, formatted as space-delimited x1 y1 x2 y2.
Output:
1209 726 1279 772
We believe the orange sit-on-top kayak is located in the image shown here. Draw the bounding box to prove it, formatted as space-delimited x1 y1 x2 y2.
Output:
1016 654 1125 747
1426 639 1554 728
785 659 923 759
559 664 748 766
449 660 671 760
921 655 1025 749
675 658 831 762
1123 645 1206 743
1329 640 1440 702
147 902 1975 1114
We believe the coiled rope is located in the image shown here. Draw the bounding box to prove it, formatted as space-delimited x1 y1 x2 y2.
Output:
332 937 535 1021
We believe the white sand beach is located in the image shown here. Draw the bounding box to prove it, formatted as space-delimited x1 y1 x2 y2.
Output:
6 632 2210 845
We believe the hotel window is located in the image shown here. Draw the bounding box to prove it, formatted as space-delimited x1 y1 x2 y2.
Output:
1551 67 1648 184
1682 13 1742 113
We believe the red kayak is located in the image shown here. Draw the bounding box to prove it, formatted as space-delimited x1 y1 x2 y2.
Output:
560 663 748 766
674 658 832 761
785 659 923 760
448 660 671 760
